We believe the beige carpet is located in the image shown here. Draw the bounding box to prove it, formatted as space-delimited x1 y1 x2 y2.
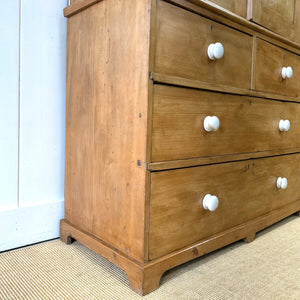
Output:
0 216 299 300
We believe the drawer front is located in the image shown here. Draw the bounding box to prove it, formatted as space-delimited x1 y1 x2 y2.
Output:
255 39 300 97
155 0 252 89
149 154 300 259
152 85 300 162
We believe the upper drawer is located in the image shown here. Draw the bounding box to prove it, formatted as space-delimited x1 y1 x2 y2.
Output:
154 1 252 89
152 85 300 162
150 153 300 259
255 39 300 97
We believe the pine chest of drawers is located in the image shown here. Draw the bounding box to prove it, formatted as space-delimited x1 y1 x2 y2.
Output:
60 0 300 295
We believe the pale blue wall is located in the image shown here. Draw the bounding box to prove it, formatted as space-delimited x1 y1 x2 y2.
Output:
0 0 67 251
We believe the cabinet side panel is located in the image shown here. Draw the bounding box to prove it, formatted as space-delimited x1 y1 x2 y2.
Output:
65 0 150 262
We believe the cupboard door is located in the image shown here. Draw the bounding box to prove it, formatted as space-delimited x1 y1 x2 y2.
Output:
248 0 296 39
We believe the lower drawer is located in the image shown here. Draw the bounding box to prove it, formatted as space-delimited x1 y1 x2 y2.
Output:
149 153 300 259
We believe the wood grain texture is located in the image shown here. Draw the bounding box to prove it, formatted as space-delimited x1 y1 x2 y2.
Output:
148 149 300 171
64 0 151 262
294 3 300 45
166 0 300 52
147 200 300 275
149 154 300 259
66 0 300 49
60 200 300 295
155 0 252 89
151 72 300 103
62 0 300 295
255 38 300 97
143 0 158 262
250 35 257 90
60 219 162 296
250 0 295 30
248 0 300 44
60 219 145 294
64 0 102 17
152 85 300 162
207 0 247 17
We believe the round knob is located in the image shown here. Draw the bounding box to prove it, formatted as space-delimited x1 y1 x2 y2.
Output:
276 177 288 189
207 42 224 60
204 116 220 132
203 194 219 211
279 119 290 132
282 66 293 79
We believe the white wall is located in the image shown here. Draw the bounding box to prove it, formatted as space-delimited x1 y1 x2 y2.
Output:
0 1 19 212
0 0 67 251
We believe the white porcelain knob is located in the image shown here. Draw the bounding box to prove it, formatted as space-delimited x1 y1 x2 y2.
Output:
276 177 288 189
279 119 290 132
207 42 224 60
204 116 220 132
282 66 293 79
203 194 219 211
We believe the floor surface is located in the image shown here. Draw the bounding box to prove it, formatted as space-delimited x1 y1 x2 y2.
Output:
0 215 299 299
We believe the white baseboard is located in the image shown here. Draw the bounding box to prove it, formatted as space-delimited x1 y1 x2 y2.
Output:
0 201 64 252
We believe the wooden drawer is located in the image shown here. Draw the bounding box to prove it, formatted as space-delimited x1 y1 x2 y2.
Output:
152 85 300 162
255 39 300 97
149 153 300 259
155 0 252 89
